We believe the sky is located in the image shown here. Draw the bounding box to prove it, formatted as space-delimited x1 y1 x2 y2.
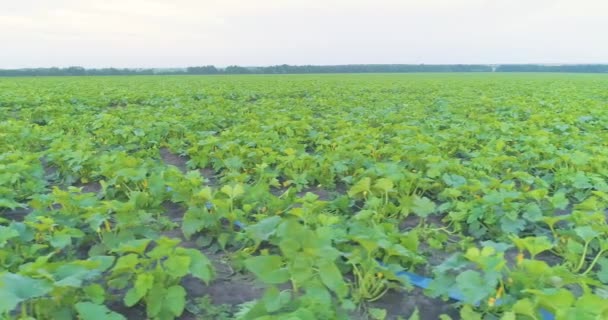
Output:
1 0 607 68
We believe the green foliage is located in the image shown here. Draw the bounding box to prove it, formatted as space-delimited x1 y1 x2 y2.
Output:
2 74 608 319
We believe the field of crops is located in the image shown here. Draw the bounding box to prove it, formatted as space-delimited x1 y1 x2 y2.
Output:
2 73 608 320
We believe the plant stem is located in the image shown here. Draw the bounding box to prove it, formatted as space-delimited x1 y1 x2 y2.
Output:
582 250 605 275
574 241 590 272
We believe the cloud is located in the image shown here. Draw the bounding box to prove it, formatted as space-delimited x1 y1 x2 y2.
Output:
1 0 606 68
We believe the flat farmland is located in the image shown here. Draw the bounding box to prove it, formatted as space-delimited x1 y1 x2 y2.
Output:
2 73 608 320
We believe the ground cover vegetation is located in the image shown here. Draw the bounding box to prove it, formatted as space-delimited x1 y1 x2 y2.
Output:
1 73 608 319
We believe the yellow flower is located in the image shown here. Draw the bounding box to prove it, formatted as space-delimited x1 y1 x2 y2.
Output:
488 297 496 307
516 252 524 265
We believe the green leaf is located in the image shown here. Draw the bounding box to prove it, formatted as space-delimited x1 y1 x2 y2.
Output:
318 260 348 297
412 196 436 218
500 312 516 320
573 172 592 189
247 216 282 243
369 307 387 320
221 184 244 199
0 198 26 210
124 273 154 307
84 284 106 304
165 285 186 316
262 286 291 313
575 226 599 242
112 254 139 272
442 173 466 187
455 270 493 303
50 233 72 249
512 298 537 318
245 255 290 284
164 254 191 277
0 226 19 248
182 207 207 240
348 177 371 197
597 258 608 284
182 248 214 284
75 302 126 320
146 285 164 317
522 203 543 221
536 289 575 312
0 273 52 313
113 239 151 255
408 308 421 320
551 192 569 210
373 178 394 193
459 305 482 320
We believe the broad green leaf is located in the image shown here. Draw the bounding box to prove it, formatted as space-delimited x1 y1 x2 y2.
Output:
0 226 19 248
318 260 348 297
75 302 126 320
245 255 290 284
598 258 608 284
369 307 388 320
0 273 52 313
83 284 106 304
164 254 191 277
551 192 569 210
412 196 436 217
182 248 214 284
146 285 164 317
165 285 187 316
247 216 282 243
112 254 139 272
459 305 482 320
442 173 466 187
113 239 151 255
125 273 154 307
512 298 538 318
373 178 394 193
262 286 291 313
348 177 371 197
221 184 244 199
575 226 599 242
455 270 493 303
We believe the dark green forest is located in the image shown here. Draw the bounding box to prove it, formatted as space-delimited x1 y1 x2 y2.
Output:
1 64 607 76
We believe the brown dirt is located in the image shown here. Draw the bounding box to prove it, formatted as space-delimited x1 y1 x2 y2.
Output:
1 207 32 222
160 148 218 186
399 213 448 231
156 199 265 319
353 287 459 320
160 148 190 173
297 186 333 201
162 201 187 224
40 157 59 181
504 247 563 267
72 181 102 194
200 168 218 186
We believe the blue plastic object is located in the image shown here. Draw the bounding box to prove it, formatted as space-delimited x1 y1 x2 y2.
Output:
162 192 554 320
393 269 555 320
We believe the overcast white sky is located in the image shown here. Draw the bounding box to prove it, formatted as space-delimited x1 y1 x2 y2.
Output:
1 0 607 68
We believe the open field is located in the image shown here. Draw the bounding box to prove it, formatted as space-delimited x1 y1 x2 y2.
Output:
2 73 608 319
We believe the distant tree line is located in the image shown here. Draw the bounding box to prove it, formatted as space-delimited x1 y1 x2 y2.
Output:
1 64 607 76
494 64 608 73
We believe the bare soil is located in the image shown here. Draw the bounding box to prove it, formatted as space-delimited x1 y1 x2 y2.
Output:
160 148 218 186
1 207 32 222
355 287 459 320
